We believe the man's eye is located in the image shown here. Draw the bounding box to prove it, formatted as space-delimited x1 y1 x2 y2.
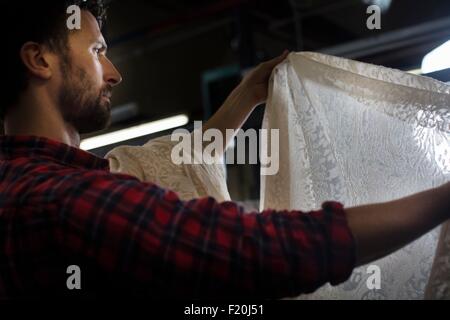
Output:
94 47 105 55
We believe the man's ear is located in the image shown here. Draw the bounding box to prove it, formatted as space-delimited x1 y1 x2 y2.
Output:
19 42 54 80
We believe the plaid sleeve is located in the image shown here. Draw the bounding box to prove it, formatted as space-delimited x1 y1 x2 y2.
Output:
57 171 356 298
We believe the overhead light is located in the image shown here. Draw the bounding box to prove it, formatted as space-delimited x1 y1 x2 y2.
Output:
362 0 392 13
421 40 450 74
80 114 189 151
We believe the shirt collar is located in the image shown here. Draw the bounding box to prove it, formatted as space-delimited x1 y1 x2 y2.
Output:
0 135 110 171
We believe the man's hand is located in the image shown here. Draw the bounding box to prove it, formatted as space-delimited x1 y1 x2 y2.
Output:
239 50 290 108
202 50 290 154
347 181 450 266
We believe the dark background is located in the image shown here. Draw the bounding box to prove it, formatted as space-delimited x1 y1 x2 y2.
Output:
82 0 450 201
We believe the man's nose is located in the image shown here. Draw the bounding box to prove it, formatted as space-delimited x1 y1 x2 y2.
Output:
104 58 123 87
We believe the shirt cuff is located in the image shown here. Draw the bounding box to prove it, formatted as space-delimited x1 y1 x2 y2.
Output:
321 201 356 286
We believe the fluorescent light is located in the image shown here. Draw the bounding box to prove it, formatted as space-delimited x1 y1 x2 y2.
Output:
362 0 392 13
421 40 450 74
80 114 189 150
407 68 422 75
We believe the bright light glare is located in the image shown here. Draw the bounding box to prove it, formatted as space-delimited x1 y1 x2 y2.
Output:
421 40 450 74
80 114 189 150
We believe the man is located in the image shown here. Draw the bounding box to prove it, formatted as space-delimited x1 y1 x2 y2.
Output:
1 1 448 299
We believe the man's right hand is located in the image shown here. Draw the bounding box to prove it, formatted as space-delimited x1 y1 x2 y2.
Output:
347 181 450 266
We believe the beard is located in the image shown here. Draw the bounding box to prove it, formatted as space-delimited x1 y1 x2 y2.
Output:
58 58 112 135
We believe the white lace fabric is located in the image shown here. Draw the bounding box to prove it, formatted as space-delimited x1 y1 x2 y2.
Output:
261 52 450 299
106 132 231 203
106 52 450 299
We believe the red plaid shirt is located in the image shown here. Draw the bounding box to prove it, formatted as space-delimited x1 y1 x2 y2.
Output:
0 135 355 299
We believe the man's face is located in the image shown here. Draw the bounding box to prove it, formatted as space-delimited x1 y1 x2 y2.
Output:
57 11 122 134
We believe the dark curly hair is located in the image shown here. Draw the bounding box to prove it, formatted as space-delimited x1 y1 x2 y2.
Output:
3 0 107 120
